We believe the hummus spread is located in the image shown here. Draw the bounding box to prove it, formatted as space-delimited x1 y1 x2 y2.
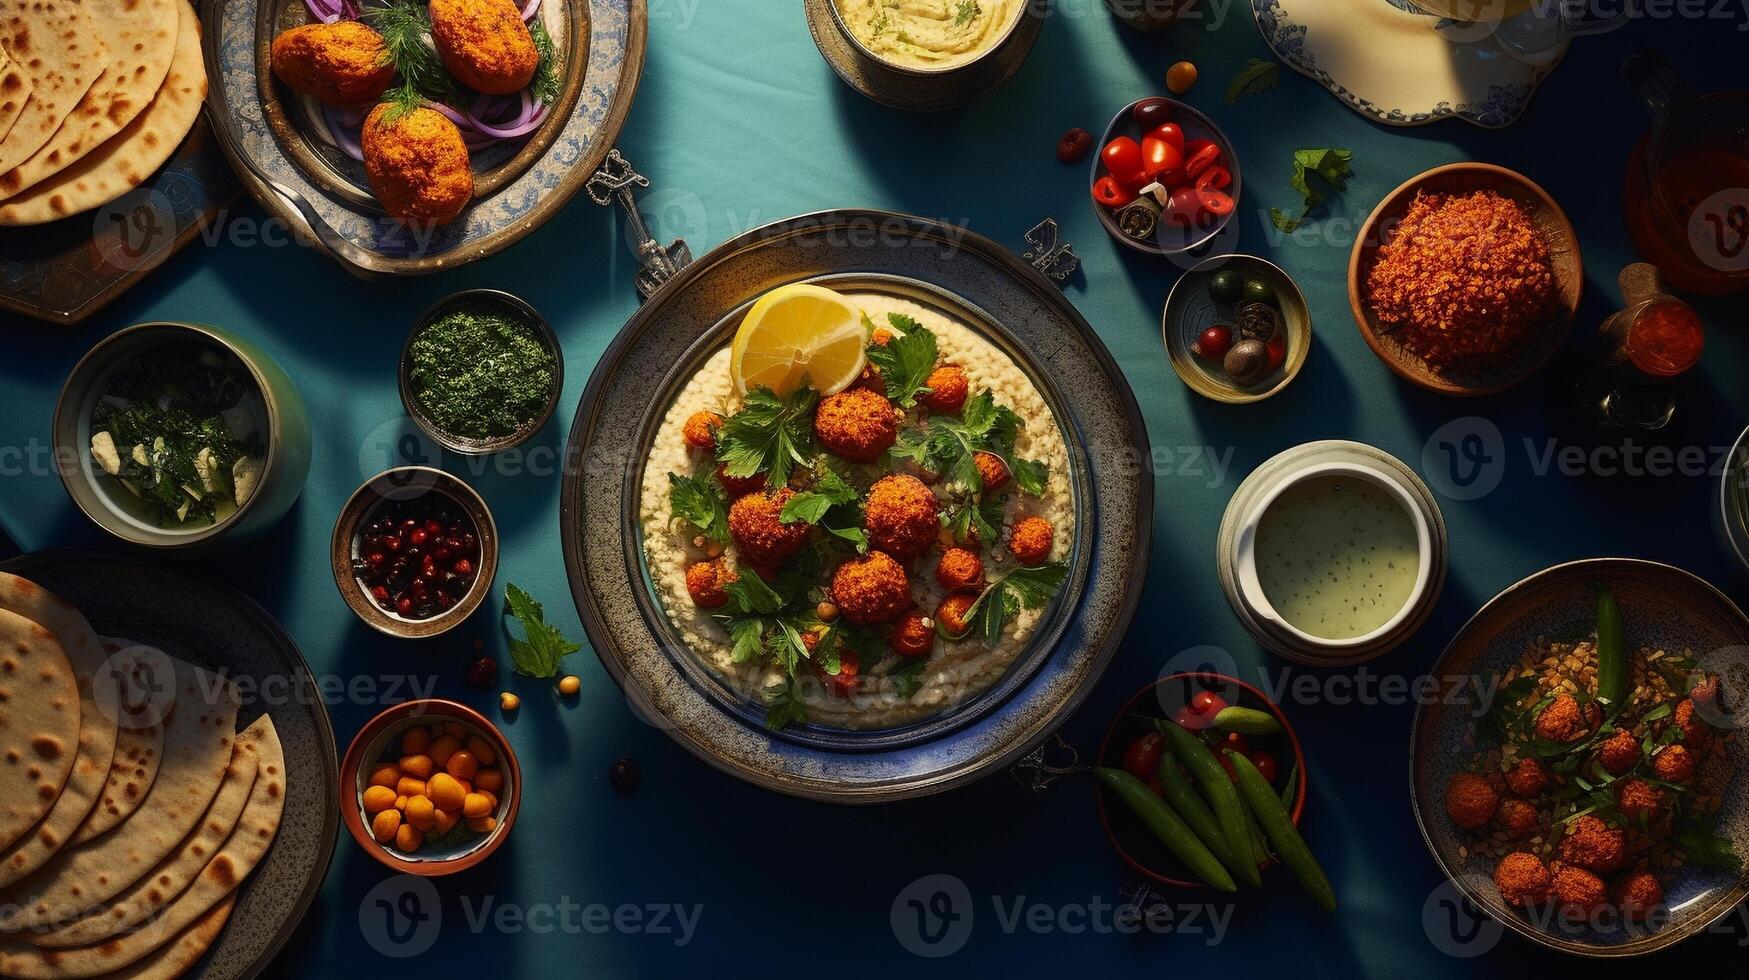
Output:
835 0 1022 71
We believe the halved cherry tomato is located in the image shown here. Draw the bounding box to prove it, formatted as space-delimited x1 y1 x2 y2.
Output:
823 650 860 698
1197 165 1232 192
1166 185 1200 228
1216 731 1250 757
1141 137 1183 180
1250 749 1279 784
1188 690 1228 717
1145 123 1184 155
1101 137 1148 190
1056 128 1094 165
1174 705 1212 731
1092 176 1136 208
1184 141 1223 179
1198 187 1235 217
1265 335 1287 371
1123 733 1165 780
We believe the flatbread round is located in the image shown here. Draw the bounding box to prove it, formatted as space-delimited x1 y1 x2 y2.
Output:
0 45 31 144
0 610 80 852
0 0 204 226
97 893 235 980
0 577 118 890
28 741 255 947
0 0 106 174
0 657 239 932
0 716 282 979
64 640 166 848
0 0 176 198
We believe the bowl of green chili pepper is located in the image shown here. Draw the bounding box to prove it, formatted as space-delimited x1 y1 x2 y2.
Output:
400 290 565 456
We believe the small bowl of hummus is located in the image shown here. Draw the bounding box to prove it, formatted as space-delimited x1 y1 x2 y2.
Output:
828 0 1032 75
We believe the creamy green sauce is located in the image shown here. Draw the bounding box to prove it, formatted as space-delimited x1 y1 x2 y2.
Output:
1255 476 1419 640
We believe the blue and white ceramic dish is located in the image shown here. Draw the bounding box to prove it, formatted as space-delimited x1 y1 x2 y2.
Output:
1410 558 1749 956
201 0 645 275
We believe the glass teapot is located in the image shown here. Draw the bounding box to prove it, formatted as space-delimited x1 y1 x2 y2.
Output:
1406 0 1634 63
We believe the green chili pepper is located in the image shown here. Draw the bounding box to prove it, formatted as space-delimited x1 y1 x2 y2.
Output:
1156 756 1238 874
1095 768 1236 893
1211 705 1283 735
1279 763 1300 811
1596 586 1627 716
1157 720 1260 887
1228 750 1336 911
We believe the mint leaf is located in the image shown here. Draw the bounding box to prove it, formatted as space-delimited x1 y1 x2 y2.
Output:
501 583 581 678
1225 58 1280 106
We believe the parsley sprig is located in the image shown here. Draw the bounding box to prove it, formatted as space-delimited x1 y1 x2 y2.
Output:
667 471 730 544
780 458 870 551
892 389 1047 497
864 314 937 409
1269 148 1355 233
715 387 818 490
961 564 1069 645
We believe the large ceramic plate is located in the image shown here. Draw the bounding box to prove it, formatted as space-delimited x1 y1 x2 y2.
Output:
0 550 338 979
202 0 645 275
559 210 1152 803
1410 558 1749 957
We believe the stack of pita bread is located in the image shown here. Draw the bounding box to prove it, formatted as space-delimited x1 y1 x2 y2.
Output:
0 573 288 980
0 0 207 226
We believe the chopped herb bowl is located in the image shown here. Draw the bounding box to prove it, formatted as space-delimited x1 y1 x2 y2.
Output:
331 466 500 639
399 289 565 456
51 321 312 552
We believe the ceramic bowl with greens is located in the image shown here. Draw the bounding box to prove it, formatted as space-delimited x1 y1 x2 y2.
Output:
399 289 564 455
53 322 312 551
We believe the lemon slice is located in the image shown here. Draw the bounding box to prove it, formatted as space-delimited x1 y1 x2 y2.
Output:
730 284 868 396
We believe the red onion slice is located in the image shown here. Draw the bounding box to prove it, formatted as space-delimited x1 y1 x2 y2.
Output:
520 0 541 21
320 102 364 162
303 0 343 23
466 91 546 140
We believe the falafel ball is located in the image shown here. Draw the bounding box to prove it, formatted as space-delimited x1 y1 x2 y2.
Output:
935 593 976 638
1598 728 1642 775
922 365 968 414
1008 516 1055 566
1493 852 1552 908
1617 778 1665 822
683 559 736 609
361 104 474 226
1651 744 1694 783
1504 757 1550 798
814 387 898 463
428 0 539 95
1497 799 1539 838
1558 815 1626 873
1672 697 1709 745
829 551 912 625
974 450 1009 492
1444 772 1499 830
889 611 935 658
1552 864 1609 918
1615 872 1665 920
727 488 812 566
865 475 940 560
1534 695 1590 743
270 22 396 106
715 464 767 498
935 547 984 592
682 412 722 451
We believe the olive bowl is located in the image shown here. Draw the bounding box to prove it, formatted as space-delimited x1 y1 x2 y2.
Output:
340 699 520 877
399 289 565 456
1163 253 1310 403
329 466 499 640
51 321 312 553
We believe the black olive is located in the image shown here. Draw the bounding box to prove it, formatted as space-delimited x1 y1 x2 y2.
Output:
1236 301 1281 343
464 656 498 689
608 754 641 794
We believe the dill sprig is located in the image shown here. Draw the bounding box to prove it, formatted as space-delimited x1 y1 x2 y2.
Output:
365 0 458 118
529 20 560 107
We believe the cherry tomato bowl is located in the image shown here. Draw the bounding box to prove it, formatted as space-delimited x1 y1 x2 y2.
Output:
1088 98 1243 257
1095 672 1307 889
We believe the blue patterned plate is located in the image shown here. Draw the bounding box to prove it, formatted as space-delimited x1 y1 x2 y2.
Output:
201 0 645 275
1410 558 1749 956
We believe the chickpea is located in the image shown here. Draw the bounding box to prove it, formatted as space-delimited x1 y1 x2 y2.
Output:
500 692 521 712
399 754 434 779
433 808 459 836
465 735 497 766
395 776 427 799
428 773 466 812
443 722 466 739
466 816 497 834
394 824 424 853
558 675 581 697
478 790 498 811
401 727 431 756
446 750 480 781
462 792 494 818
362 785 398 814
475 767 503 794
368 765 401 789
371 809 401 844
404 795 437 832
427 736 461 768
394 795 408 810
816 601 839 622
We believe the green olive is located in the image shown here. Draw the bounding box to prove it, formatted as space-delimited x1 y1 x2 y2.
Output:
1242 278 1276 305
1209 270 1242 302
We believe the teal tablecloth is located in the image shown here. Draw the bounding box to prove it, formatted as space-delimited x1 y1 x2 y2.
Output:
2 3 1746 976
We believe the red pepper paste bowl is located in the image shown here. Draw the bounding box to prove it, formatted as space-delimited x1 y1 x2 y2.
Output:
1088 97 1243 258
1095 671 1307 889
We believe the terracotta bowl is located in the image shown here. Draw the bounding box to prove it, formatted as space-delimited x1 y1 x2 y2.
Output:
1347 162 1582 396
1096 672 1308 889
341 699 520 876
330 467 499 639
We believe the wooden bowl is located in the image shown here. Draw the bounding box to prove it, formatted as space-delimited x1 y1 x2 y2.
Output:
1095 672 1307 889
341 699 520 876
1347 163 1582 396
